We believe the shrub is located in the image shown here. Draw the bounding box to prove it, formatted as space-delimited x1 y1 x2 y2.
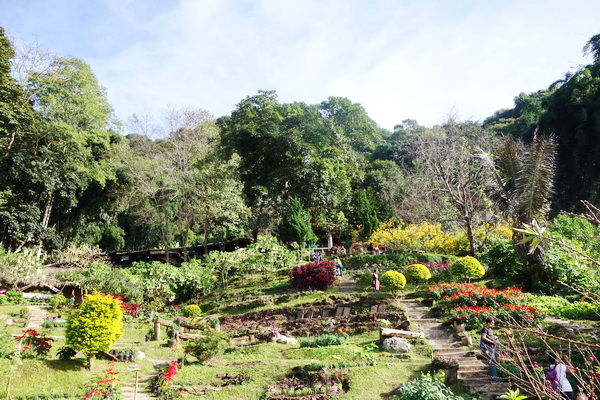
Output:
6 290 23 304
290 260 336 291
182 304 202 318
392 373 463 400
66 291 123 368
380 271 406 297
403 263 432 283
478 242 524 279
0 295 6 305
56 346 77 360
49 294 70 310
299 329 349 347
450 256 485 281
528 295 600 321
185 332 226 364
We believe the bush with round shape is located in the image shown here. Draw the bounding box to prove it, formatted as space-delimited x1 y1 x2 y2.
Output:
182 304 202 318
450 256 485 281
184 331 226 364
380 271 406 297
66 291 123 369
403 263 432 283
290 260 336 291
6 290 23 304
49 294 70 310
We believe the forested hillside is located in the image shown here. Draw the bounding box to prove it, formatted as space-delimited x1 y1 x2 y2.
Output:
1 26 600 257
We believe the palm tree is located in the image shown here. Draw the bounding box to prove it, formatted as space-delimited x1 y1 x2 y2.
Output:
479 131 557 265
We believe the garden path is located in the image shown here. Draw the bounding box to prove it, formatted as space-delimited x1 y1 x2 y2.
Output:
398 296 509 400
120 359 169 400
25 305 49 330
338 275 357 294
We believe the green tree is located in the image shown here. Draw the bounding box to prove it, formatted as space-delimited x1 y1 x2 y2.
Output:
0 54 118 253
66 291 123 369
279 196 317 245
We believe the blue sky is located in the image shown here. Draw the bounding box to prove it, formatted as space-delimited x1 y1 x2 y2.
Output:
1 0 599 131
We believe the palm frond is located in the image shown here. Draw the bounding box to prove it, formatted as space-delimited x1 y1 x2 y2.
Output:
515 132 557 223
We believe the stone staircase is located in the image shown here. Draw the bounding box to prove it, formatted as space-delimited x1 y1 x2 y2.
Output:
120 371 156 400
338 275 358 294
399 297 509 400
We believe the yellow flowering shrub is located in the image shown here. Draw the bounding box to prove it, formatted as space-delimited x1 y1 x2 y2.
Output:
369 220 513 255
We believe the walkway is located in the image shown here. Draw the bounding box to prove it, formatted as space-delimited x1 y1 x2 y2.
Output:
338 275 358 294
25 305 49 330
398 297 509 400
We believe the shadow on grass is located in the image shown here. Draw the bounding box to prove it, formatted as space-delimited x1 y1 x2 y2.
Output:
44 358 86 371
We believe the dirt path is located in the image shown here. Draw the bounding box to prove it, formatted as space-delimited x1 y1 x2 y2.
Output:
399 297 508 400
25 305 49 330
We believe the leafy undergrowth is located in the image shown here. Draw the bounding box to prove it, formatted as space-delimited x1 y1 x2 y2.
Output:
0 270 432 399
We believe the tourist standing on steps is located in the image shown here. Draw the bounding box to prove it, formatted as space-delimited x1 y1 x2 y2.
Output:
480 317 499 381
548 353 575 400
372 269 379 293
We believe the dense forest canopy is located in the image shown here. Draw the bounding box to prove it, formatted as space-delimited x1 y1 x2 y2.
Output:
1 26 600 256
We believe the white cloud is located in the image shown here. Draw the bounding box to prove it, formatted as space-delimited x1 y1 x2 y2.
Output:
1 0 599 131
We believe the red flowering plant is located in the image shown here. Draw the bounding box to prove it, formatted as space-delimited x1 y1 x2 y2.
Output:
112 296 141 318
14 328 54 358
82 360 120 399
290 260 336 291
453 306 494 330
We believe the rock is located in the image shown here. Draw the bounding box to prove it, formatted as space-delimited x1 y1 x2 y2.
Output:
135 351 146 360
5 319 13 325
382 337 411 353
276 334 298 344
461 336 473 346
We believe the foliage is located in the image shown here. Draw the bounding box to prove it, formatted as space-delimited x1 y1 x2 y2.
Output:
14 329 54 358
278 196 317 244
392 373 463 400
527 295 600 320
450 256 485 281
478 242 524 279
6 290 23 304
299 330 349 347
182 304 202 318
184 331 227 364
66 291 123 365
290 260 336 291
425 282 544 329
432 354 460 369
343 253 450 271
49 294 70 310
499 388 528 400
403 263 432 283
82 361 120 400
369 219 512 255
380 271 406 297
0 248 43 289
56 346 77 361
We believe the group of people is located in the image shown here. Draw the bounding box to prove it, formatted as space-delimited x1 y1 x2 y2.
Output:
480 318 588 400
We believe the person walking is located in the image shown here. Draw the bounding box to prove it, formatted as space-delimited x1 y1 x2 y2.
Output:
480 317 499 382
372 269 380 293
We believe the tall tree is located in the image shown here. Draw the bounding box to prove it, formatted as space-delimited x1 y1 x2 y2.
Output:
415 120 492 254
0 52 117 253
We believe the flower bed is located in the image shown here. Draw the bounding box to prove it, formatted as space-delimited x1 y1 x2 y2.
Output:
425 283 544 330
432 354 460 369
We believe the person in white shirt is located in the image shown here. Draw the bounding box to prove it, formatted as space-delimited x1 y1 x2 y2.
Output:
548 353 574 400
